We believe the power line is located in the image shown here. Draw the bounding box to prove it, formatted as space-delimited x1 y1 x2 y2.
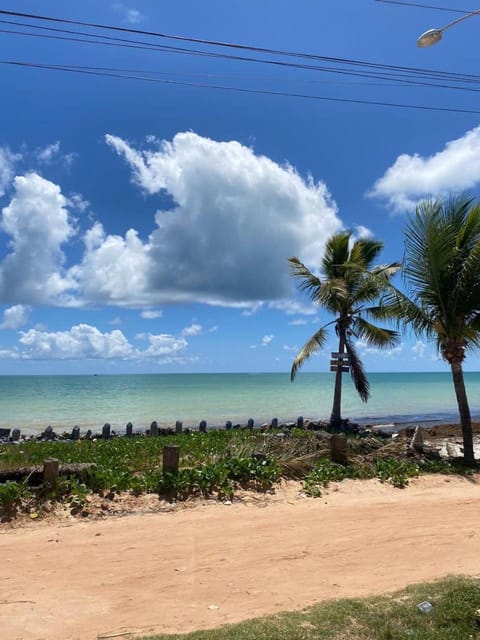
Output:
3 59 480 115
375 1 473 14
0 8 478 83
3 19 480 92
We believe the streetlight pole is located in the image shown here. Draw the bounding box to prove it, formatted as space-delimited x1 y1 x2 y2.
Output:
417 8 480 47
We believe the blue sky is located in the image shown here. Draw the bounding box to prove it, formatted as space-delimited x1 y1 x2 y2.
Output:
0 0 479 374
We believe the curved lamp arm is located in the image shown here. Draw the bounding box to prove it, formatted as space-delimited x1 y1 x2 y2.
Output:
417 8 480 47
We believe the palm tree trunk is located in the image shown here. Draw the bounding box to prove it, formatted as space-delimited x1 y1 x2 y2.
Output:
330 331 346 430
450 360 475 465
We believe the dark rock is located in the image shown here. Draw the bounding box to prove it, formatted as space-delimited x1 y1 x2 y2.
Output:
102 423 111 439
126 422 133 437
199 420 207 433
150 421 159 436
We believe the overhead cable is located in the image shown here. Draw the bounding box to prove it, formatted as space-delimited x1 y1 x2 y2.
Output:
3 59 480 115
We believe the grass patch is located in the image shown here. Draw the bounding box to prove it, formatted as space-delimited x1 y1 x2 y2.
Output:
0 429 476 515
138 576 480 640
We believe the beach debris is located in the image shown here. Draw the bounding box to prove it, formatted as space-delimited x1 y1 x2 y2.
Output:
330 434 348 464
199 420 207 433
417 600 433 614
150 421 159 437
247 418 254 429
297 416 304 428
102 423 111 439
410 426 424 452
225 420 232 430
125 422 133 437
175 420 183 434
271 417 279 428
446 441 459 458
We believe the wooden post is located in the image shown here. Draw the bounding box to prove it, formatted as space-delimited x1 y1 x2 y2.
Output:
175 420 183 434
126 422 133 437
330 434 348 464
150 421 159 436
163 445 180 477
297 416 304 429
43 458 59 485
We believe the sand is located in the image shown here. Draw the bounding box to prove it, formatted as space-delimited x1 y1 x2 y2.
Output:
2 474 480 640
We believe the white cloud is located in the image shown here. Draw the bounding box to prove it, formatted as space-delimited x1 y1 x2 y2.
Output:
182 323 202 336
0 132 342 311
0 323 190 362
412 340 426 358
262 334 274 347
283 344 298 351
18 324 134 360
355 339 404 358
207 325 219 333
0 147 20 197
369 125 480 213
37 142 60 164
112 3 144 24
70 221 150 306
140 309 163 319
0 304 30 329
103 131 342 306
137 333 188 359
288 318 308 326
0 173 76 305
37 142 76 169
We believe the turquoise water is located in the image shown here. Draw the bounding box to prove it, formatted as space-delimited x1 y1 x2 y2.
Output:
1 372 480 434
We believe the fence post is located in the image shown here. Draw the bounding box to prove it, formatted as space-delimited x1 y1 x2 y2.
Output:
126 422 133 437
163 445 180 477
330 434 348 464
175 420 183 434
43 458 59 486
150 421 159 436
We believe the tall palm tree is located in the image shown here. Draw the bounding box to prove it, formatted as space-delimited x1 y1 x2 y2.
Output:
384 196 480 465
289 232 400 429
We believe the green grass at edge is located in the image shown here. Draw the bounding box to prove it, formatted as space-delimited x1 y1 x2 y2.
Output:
138 576 480 640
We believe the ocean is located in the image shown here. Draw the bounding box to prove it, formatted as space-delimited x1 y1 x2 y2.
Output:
1 371 480 435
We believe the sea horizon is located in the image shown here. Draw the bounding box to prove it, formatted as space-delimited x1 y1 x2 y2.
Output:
1 371 480 435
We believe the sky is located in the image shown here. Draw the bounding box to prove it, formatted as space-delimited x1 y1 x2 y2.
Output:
0 0 479 374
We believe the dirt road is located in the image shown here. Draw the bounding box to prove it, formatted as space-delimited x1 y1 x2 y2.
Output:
2 475 480 640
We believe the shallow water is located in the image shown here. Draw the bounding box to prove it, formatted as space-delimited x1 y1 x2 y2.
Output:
1 371 480 434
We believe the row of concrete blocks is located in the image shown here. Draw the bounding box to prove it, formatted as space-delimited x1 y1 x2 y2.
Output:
5 416 307 442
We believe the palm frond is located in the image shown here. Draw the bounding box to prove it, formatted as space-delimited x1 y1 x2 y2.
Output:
349 238 384 269
322 232 351 279
288 257 322 301
345 337 370 402
352 317 400 349
290 326 328 381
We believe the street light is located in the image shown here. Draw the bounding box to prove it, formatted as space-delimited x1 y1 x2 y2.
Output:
417 8 480 47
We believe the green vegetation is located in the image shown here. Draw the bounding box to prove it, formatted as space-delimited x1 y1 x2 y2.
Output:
138 576 480 640
289 232 400 428
0 428 474 516
382 195 480 466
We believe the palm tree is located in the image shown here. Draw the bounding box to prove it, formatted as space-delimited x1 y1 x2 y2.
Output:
384 196 480 465
289 231 400 429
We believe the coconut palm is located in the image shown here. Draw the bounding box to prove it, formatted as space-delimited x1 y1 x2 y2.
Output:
384 196 480 465
289 232 400 429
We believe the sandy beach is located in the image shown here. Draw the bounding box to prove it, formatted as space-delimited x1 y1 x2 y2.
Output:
1 474 480 640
